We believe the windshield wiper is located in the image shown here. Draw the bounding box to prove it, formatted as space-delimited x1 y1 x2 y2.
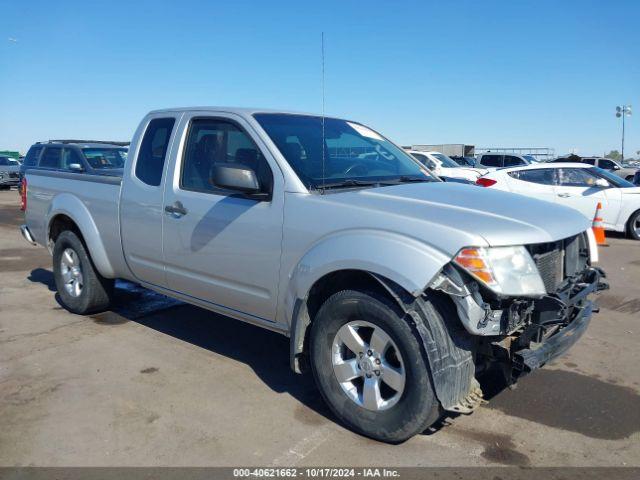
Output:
378 175 434 185
311 176 434 192
314 179 382 191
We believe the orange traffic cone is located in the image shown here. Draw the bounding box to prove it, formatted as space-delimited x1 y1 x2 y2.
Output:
592 202 607 246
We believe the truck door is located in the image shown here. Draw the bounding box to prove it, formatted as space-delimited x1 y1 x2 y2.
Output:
120 114 181 287
161 113 284 324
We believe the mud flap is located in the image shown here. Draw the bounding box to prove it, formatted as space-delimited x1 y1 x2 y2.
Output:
370 274 483 413
410 295 483 413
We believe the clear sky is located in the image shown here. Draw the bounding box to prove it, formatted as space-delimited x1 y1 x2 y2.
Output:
1 0 639 157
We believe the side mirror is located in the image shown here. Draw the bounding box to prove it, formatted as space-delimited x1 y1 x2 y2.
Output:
68 163 84 172
613 165 621 170
213 163 260 194
595 178 609 188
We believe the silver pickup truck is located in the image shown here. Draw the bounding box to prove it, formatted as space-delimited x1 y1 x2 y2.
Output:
21 107 607 442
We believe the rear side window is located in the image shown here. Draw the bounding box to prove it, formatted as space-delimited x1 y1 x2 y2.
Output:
504 155 525 167
583 158 596 165
39 148 63 168
480 155 502 167
24 146 43 167
508 169 555 185
135 118 176 186
411 153 436 170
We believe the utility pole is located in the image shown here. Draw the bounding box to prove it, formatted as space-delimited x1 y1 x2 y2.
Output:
616 105 632 161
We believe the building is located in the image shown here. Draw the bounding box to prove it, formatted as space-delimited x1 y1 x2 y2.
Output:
405 144 475 157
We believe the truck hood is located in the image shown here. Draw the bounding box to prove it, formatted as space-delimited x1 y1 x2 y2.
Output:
328 182 591 251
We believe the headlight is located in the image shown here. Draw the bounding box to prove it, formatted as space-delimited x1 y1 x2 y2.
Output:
454 246 546 297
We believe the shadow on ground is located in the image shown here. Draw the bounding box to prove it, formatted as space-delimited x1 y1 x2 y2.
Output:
27 268 640 442
27 268 334 425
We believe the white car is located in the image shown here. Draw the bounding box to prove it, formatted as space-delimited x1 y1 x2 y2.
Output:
408 150 487 182
477 162 640 240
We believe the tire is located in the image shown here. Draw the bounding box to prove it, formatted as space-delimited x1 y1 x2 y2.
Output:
626 175 635 182
627 210 640 241
53 230 114 314
310 290 439 443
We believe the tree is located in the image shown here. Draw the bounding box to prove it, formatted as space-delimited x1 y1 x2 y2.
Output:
605 150 622 160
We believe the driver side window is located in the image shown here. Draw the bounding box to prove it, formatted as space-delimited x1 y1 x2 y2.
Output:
557 168 598 187
180 118 273 195
599 159 617 170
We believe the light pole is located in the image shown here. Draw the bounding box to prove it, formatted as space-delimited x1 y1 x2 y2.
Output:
616 105 632 161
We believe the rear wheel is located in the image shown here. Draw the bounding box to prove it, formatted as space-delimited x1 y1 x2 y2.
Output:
53 230 113 314
627 210 640 240
310 290 439 443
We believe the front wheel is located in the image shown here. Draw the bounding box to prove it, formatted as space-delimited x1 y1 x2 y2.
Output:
310 290 439 443
53 230 114 314
627 210 640 240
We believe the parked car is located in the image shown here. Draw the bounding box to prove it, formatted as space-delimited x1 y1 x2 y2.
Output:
477 162 640 240
634 170 640 186
20 141 128 180
21 107 606 443
407 150 487 181
550 156 638 182
449 155 478 167
476 153 532 169
0 155 21 188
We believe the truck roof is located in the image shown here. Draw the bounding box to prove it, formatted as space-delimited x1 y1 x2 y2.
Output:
147 106 323 117
37 140 129 148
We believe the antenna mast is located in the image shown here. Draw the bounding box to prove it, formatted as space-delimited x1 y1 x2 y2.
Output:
321 32 326 193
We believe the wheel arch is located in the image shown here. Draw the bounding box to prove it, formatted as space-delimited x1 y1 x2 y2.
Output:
285 230 450 373
46 194 117 278
289 269 413 374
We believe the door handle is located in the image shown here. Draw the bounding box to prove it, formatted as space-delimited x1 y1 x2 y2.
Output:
164 201 188 217
557 193 571 198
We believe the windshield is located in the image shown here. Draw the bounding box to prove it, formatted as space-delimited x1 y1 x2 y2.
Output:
253 114 435 189
431 153 460 168
523 155 538 163
591 167 635 188
82 148 127 169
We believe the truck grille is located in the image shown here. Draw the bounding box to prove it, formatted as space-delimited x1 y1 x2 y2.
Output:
533 249 564 292
525 232 589 294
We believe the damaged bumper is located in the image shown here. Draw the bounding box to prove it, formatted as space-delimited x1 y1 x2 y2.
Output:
514 300 592 372
510 267 607 376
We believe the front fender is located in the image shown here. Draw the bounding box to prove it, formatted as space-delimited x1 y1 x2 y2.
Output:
287 229 451 322
46 193 116 278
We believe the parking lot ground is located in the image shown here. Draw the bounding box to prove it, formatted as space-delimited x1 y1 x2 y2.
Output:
1 189 639 467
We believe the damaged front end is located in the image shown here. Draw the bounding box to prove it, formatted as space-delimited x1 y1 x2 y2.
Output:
428 230 608 413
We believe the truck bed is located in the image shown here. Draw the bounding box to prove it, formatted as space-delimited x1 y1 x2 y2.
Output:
25 169 129 279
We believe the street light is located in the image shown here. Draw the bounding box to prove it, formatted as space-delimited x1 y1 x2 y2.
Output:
616 105 632 160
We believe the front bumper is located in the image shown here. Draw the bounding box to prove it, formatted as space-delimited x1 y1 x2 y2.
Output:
511 267 607 376
513 301 592 372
